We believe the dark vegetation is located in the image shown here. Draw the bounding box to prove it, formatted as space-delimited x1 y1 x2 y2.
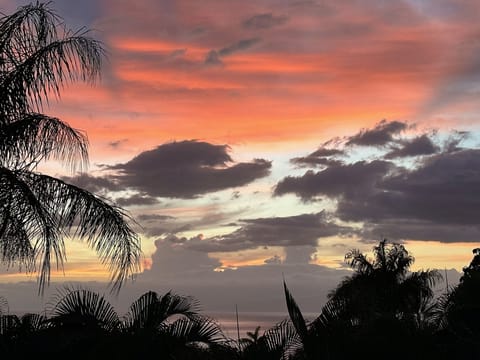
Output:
1 240 480 359
1 2 480 359
0 2 141 294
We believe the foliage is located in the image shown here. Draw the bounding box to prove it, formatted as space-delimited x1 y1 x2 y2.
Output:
0 2 141 293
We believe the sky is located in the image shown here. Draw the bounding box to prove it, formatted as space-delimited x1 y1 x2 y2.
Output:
1 0 480 323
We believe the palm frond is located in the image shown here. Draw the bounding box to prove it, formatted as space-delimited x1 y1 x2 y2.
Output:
123 290 160 331
0 296 8 315
0 3 104 117
157 291 200 321
20 172 141 293
262 319 301 359
283 280 308 342
0 166 64 289
401 270 442 302
48 286 120 332
165 316 225 346
0 113 88 172
345 248 374 274
18 312 48 332
0 314 20 335
123 291 200 332
310 297 348 332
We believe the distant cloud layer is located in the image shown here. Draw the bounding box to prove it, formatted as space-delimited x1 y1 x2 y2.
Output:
275 120 480 243
180 212 351 253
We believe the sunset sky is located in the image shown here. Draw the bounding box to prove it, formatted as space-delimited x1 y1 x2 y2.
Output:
1 0 480 317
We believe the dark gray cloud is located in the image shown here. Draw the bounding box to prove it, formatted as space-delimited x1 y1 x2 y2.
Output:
109 140 271 198
291 157 343 168
182 212 351 253
218 38 260 56
243 13 288 29
385 134 439 159
204 38 260 65
115 194 160 207
361 219 480 244
108 139 129 149
370 149 480 225
274 160 393 201
137 214 176 222
61 173 120 193
291 147 345 167
309 147 345 157
277 145 480 243
204 50 223 66
345 119 408 147
338 150 480 241
442 130 470 153
277 121 480 243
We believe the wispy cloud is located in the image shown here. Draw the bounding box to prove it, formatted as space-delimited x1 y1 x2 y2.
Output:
242 13 288 30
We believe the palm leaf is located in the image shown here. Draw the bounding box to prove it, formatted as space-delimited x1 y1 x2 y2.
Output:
345 248 374 274
123 290 160 331
283 280 308 342
48 286 120 332
0 3 103 117
0 166 64 289
0 296 8 316
22 171 141 293
165 316 225 346
18 313 49 332
0 113 88 172
262 319 301 359
123 291 200 332
0 314 20 335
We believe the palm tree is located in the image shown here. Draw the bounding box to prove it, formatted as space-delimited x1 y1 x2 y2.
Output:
281 240 443 359
0 295 50 356
122 290 228 358
238 321 300 360
322 239 442 359
328 240 441 324
0 2 141 293
434 248 480 359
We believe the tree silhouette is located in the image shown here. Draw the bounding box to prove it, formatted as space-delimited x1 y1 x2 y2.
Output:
434 248 480 359
0 2 141 293
238 320 300 360
322 239 442 359
121 290 228 358
328 239 441 325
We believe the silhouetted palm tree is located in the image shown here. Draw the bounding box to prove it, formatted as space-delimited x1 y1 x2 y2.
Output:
239 320 299 360
122 290 227 357
0 2 141 293
321 239 441 359
0 296 49 356
434 248 480 359
328 240 441 325
39 287 120 357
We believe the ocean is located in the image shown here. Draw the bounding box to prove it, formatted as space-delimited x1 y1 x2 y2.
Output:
206 311 319 339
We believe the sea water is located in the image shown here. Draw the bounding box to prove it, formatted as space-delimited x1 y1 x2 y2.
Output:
205 311 319 339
